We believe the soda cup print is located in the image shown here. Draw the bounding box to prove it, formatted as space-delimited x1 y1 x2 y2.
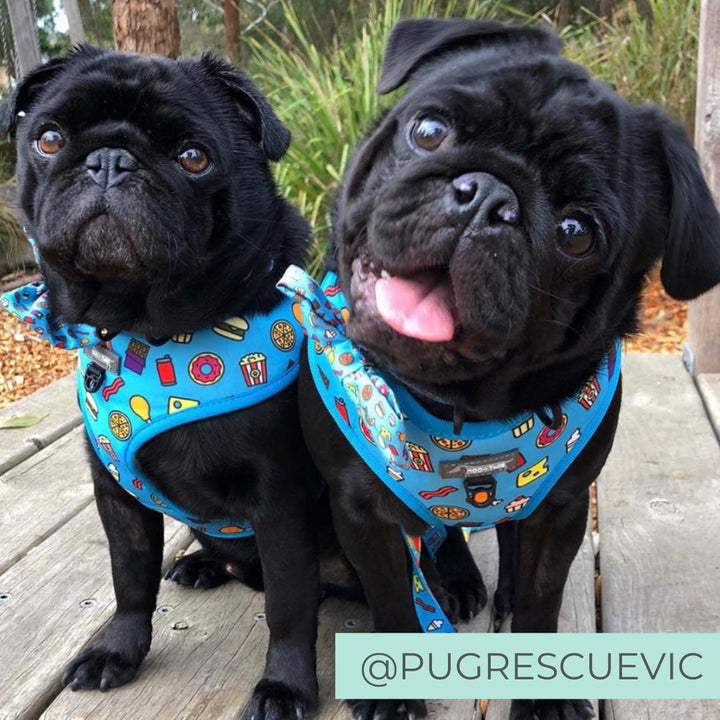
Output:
156 355 177 386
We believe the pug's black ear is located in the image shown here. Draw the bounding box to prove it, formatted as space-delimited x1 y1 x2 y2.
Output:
0 56 69 134
656 116 720 300
200 53 290 162
378 18 562 94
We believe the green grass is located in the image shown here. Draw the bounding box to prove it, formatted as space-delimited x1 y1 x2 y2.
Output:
248 0 699 275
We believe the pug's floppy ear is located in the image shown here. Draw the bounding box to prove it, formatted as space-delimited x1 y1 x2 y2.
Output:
656 115 720 300
200 53 290 162
378 18 562 94
0 56 68 134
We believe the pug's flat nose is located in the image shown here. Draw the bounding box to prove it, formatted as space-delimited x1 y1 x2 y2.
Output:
451 172 519 226
86 147 138 188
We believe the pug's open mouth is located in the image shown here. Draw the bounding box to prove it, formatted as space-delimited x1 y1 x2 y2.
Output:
350 254 458 343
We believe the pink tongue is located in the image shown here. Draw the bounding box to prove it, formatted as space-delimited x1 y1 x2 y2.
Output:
375 274 456 342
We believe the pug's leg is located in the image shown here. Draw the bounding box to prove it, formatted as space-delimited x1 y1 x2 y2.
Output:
329 487 428 720
246 466 320 720
493 522 516 620
508 492 594 720
433 527 488 622
62 453 164 691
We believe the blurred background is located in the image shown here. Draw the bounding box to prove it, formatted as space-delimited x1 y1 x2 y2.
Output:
0 0 697 404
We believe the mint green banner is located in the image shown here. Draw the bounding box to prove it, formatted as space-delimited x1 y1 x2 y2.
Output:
335 633 720 699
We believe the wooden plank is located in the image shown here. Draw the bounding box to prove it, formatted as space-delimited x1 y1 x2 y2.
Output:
697 373 720 439
598 354 720 719
0 504 192 720
0 426 94 576
0 374 82 477
687 0 720 374
486 515 597 720
44 531 498 720
5 0 41 76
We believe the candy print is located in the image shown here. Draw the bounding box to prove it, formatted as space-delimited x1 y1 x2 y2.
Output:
124 338 149 375
132 478 143 490
189 352 225 385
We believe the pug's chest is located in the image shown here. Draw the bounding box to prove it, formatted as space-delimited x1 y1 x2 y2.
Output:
76 304 304 536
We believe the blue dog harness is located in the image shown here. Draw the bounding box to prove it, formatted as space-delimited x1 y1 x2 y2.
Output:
278 265 621 632
2 235 303 537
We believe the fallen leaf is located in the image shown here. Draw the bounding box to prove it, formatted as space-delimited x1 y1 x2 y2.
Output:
0 414 48 429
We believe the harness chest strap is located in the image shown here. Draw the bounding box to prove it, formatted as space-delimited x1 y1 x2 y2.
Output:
1 239 304 537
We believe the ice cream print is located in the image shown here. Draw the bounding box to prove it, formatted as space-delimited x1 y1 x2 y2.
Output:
2 269 303 538
277 265 623 532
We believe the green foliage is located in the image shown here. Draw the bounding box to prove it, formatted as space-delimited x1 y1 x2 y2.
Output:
248 0 699 275
248 0 505 274
563 0 698 130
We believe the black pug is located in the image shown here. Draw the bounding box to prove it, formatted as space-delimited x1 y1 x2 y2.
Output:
1 47 320 720
296 19 720 720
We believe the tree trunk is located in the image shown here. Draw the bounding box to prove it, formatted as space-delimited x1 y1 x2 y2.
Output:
6 0 41 77
63 0 86 44
224 0 240 60
687 0 720 374
112 0 181 59
556 0 570 29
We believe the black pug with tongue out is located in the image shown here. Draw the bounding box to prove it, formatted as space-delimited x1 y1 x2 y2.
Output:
291 18 720 720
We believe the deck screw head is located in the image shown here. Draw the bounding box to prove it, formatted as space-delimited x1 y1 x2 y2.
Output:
79 598 96 608
157 605 173 615
0 592 11 601
343 618 359 629
252 612 266 622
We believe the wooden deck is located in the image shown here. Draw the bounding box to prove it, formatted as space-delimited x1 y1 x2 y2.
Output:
0 354 719 720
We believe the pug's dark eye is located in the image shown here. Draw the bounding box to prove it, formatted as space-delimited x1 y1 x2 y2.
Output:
36 129 65 156
409 117 450 152
556 216 595 257
178 147 210 174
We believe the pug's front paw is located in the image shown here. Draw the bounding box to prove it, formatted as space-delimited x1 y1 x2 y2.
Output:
348 699 427 720
61 613 150 691
247 679 316 720
510 699 595 720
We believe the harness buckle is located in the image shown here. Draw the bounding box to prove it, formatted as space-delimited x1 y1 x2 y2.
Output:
84 362 106 394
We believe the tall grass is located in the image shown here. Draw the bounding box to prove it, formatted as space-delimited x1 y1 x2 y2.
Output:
248 0 699 274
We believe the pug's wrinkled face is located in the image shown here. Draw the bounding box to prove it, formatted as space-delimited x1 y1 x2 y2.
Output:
3 46 294 331
335 20 720 397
